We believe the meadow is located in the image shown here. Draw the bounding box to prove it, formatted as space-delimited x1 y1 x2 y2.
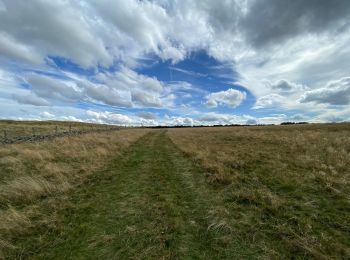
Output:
0 120 120 140
168 123 350 258
0 125 149 257
0 122 349 259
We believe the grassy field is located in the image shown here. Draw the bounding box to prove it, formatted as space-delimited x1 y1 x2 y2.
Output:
168 123 350 258
0 127 149 257
0 120 120 139
0 123 349 258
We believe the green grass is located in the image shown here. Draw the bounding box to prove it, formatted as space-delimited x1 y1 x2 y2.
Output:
0 128 149 256
5 131 259 259
168 124 350 259
2 124 349 259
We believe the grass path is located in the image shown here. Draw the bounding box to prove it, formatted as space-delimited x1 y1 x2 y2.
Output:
18 130 258 259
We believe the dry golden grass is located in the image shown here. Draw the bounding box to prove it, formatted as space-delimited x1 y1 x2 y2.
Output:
0 128 149 252
167 123 350 258
0 120 119 138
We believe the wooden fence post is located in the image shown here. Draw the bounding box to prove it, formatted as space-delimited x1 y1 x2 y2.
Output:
55 126 58 134
3 130 7 140
32 127 35 136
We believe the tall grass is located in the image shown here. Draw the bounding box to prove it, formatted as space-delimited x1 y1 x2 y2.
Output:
0 129 149 253
0 120 119 138
167 124 350 259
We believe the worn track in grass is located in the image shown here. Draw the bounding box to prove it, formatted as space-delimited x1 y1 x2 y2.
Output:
13 130 258 259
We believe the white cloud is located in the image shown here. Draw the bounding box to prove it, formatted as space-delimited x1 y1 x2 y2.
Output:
91 0 170 56
0 0 112 68
13 93 49 106
0 32 42 65
0 0 350 124
9 67 176 109
299 77 350 105
82 81 132 107
199 112 254 125
315 107 350 123
112 67 164 92
27 74 82 102
131 90 162 107
269 79 306 93
253 94 283 109
159 46 186 63
163 116 194 126
197 112 308 125
40 111 55 118
87 110 133 125
86 110 159 126
206 88 246 108
1 0 349 93
92 67 172 108
1 0 349 77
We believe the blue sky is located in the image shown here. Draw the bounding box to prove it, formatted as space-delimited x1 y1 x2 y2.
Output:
0 0 350 125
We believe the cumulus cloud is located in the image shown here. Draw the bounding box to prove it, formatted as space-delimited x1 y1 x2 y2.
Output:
86 110 160 126
86 110 133 125
299 77 350 105
253 94 284 109
1 0 350 124
131 90 163 107
90 0 174 60
92 67 171 108
86 110 194 126
0 0 112 67
82 81 132 107
15 66 176 109
95 67 164 93
206 88 246 108
27 75 82 102
164 116 194 126
159 46 186 63
1 0 350 71
269 79 306 93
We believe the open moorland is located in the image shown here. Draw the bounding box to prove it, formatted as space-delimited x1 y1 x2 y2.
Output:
0 122 349 259
0 120 121 136
168 123 350 258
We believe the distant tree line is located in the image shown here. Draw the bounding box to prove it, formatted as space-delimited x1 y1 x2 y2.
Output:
280 122 309 125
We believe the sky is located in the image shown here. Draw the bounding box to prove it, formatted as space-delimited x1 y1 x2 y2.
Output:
1 0 350 126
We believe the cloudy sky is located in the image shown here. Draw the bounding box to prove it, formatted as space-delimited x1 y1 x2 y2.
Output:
1 0 350 126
